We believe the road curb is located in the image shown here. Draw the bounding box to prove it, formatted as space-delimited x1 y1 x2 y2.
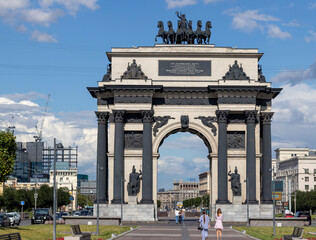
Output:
108 226 141 240
230 226 261 240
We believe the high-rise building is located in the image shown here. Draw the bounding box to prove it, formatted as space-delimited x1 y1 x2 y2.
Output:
11 142 78 183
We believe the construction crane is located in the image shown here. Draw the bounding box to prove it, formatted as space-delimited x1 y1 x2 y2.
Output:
0 115 15 132
34 94 50 142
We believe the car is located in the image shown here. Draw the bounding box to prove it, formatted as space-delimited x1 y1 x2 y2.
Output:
7 212 21 226
79 210 90 216
72 211 80 216
285 213 294 218
56 212 69 220
0 213 11 227
295 211 311 225
31 208 53 224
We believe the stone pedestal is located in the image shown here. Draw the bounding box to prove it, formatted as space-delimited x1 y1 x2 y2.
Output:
95 203 156 221
232 196 242 205
212 204 273 222
128 196 138 204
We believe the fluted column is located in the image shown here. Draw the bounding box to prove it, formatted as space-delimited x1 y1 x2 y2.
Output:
141 110 154 204
112 110 125 204
216 110 230 204
261 112 274 204
95 111 109 203
245 110 258 204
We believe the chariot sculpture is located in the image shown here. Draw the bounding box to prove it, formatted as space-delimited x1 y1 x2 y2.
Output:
155 12 212 44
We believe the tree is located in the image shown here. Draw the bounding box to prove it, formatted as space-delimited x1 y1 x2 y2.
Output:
77 194 92 208
202 194 209 207
157 200 161 209
3 187 19 211
194 197 202 207
38 184 53 208
57 188 71 207
0 130 17 183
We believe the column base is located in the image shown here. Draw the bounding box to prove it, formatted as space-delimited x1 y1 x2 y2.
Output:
140 199 153 204
216 199 231 204
243 200 259 204
261 200 273 204
111 198 122 204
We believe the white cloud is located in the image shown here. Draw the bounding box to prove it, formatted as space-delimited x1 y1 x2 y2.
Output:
271 59 316 84
0 94 97 177
16 24 27 32
158 156 186 174
305 31 316 43
39 0 99 15
0 0 29 10
22 8 63 26
204 0 220 3
282 20 300 27
272 83 316 150
267 24 291 39
31 30 57 43
225 8 279 32
0 0 100 42
309 2 316 9
165 0 198 9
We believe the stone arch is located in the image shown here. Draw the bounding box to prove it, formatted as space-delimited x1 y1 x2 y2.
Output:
153 121 217 155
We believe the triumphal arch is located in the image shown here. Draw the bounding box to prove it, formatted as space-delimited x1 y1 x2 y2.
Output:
88 13 281 222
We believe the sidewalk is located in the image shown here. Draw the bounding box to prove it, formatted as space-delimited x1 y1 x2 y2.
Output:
117 222 254 240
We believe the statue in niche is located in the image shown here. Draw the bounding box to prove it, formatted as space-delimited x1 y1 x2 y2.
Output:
228 166 241 196
222 60 250 80
121 59 148 80
127 165 142 196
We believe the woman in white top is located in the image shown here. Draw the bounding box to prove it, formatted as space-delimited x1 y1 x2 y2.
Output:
199 210 210 240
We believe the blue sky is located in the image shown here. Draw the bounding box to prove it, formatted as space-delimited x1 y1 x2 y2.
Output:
0 0 316 190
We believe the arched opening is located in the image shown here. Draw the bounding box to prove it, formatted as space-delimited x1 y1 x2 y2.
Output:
156 128 212 216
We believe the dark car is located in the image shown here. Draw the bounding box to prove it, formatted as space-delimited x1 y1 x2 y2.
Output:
79 210 90 216
31 208 53 224
295 211 311 225
56 212 69 220
0 213 11 227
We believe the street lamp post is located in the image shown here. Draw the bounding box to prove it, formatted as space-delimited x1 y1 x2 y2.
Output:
272 166 276 236
53 138 57 240
244 177 249 227
121 177 125 228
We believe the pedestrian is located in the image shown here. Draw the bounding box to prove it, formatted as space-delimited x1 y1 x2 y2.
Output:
179 209 183 224
175 208 179 224
214 208 223 240
199 209 210 240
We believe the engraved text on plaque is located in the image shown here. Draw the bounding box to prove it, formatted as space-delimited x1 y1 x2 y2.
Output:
159 60 211 76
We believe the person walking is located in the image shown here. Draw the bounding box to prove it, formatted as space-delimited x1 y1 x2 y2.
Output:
214 208 223 240
175 208 179 224
199 210 210 240
179 209 183 224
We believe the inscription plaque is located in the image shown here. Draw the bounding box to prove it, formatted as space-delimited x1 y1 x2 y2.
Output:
159 60 211 76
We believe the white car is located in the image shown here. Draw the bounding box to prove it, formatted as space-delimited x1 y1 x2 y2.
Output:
7 212 21 226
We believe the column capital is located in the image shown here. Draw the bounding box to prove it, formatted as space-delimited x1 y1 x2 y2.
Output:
216 110 230 123
261 112 274 125
141 110 154 123
113 110 125 123
245 110 258 123
95 111 109 124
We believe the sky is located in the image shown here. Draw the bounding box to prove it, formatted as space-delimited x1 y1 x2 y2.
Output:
0 0 316 190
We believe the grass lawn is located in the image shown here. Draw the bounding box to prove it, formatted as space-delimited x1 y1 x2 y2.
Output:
233 226 316 240
0 224 133 240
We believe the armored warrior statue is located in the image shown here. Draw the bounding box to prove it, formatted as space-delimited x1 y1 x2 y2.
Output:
228 166 242 196
127 165 142 196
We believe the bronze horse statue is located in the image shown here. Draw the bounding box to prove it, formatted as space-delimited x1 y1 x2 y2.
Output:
186 20 195 44
167 21 176 44
195 20 203 44
201 21 212 44
155 21 168 44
